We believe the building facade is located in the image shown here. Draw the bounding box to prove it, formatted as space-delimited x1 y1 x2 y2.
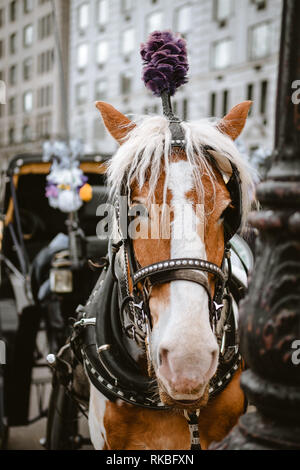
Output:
0 0 70 166
69 0 282 156
0 0 283 166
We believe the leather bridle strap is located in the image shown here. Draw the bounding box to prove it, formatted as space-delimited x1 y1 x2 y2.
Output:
132 258 225 286
138 269 214 318
131 257 227 327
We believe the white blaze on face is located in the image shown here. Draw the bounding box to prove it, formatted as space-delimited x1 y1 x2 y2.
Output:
151 160 219 400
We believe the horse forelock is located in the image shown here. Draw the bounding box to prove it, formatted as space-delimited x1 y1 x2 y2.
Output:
107 114 255 228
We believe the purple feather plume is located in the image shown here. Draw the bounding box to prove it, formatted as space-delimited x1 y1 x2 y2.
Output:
140 31 189 97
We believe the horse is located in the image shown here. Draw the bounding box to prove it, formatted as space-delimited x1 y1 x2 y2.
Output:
83 98 254 450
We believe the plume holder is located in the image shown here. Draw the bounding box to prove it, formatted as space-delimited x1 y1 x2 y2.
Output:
161 91 186 148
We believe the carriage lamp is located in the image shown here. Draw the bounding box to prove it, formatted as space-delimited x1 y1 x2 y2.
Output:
50 251 73 293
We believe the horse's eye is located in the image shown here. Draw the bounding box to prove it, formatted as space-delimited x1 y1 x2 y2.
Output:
219 203 233 222
129 202 149 219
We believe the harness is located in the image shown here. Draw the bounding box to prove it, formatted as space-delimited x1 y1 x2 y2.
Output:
68 236 245 448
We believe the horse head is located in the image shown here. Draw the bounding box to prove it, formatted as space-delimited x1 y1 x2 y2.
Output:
96 99 253 409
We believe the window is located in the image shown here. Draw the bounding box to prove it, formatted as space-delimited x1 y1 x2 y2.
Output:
222 89 229 115
24 0 34 13
9 65 17 85
121 0 134 13
10 1 17 22
37 113 52 138
252 0 267 11
95 79 108 100
38 85 52 107
120 71 132 95
0 71 4 112
250 22 272 60
183 98 189 120
23 124 32 141
210 92 216 116
76 83 88 105
23 91 33 112
97 0 109 26
10 33 17 54
38 49 54 74
212 38 232 69
0 9 4 27
77 43 88 69
0 40 3 58
175 5 191 35
96 41 108 65
260 80 268 115
214 0 233 22
45 85 52 106
39 14 52 39
247 83 254 115
24 24 33 47
9 97 16 115
146 11 162 35
23 57 33 80
247 83 254 102
9 128 15 145
78 3 89 30
121 28 135 56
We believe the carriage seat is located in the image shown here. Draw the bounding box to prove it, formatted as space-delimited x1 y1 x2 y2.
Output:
30 233 69 302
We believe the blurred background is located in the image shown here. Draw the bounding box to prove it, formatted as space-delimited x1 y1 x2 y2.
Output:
0 0 282 174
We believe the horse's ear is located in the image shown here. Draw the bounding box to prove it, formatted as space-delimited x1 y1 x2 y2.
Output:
219 101 252 141
95 101 135 145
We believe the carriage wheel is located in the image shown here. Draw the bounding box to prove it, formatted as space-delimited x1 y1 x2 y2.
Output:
46 376 79 450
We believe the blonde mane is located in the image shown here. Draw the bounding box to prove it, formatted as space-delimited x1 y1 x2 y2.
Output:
107 115 255 227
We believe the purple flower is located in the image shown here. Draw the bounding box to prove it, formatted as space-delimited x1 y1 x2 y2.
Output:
140 31 189 97
46 184 59 198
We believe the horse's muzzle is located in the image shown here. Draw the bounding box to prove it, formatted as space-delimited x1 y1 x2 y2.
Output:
157 347 218 399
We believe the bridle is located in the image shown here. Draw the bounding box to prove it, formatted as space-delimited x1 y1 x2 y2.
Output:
115 143 242 349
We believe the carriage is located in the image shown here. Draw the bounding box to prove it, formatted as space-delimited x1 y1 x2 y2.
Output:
0 152 108 448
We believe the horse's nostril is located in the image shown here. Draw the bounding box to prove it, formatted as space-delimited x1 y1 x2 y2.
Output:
158 353 162 366
158 348 169 368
